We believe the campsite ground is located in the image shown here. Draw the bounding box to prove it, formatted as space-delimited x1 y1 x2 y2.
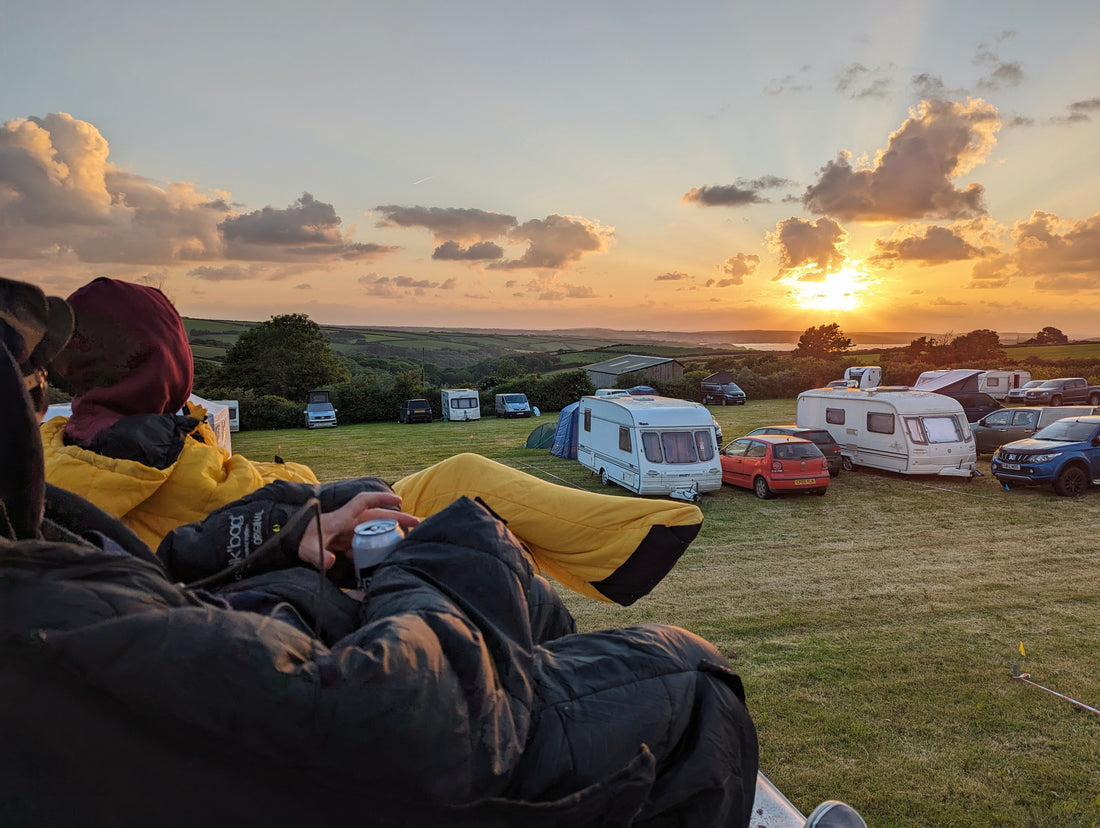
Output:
235 401 1100 827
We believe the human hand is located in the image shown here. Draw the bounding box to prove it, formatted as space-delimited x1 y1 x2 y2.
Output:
297 491 420 570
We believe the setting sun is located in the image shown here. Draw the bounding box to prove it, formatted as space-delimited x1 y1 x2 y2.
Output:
780 264 871 312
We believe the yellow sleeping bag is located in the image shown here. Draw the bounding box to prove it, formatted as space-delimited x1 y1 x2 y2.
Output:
393 453 703 605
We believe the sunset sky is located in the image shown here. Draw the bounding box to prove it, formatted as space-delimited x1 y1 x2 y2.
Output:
3 2 1100 339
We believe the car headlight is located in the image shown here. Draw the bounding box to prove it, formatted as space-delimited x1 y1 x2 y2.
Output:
1028 453 1061 464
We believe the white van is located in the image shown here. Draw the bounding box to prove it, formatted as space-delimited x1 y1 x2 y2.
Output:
494 393 532 418
441 388 481 421
796 387 977 477
576 395 722 497
212 399 240 432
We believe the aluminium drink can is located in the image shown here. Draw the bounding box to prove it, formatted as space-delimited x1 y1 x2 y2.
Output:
351 518 404 587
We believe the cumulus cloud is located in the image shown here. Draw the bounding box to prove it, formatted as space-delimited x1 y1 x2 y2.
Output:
682 176 795 207
768 217 848 280
373 205 517 243
432 240 504 261
870 225 983 266
489 214 613 270
0 113 396 270
1013 210 1100 289
714 252 760 286
802 98 999 222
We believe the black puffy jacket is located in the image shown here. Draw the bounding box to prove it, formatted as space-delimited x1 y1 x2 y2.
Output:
1 494 757 826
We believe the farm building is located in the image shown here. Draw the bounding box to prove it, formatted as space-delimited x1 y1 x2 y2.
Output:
582 354 685 388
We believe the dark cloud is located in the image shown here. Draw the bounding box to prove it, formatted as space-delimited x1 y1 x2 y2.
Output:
1049 97 1100 126
432 240 504 261
358 272 456 298
768 217 847 280
189 264 257 281
219 193 343 245
974 33 1024 91
870 225 982 266
836 63 895 99
488 214 613 270
802 98 998 222
716 253 760 286
655 271 691 281
682 176 795 207
373 205 517 243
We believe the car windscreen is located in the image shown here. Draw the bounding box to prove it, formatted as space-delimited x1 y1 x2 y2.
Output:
503 394 527 403
1033 420 1098 442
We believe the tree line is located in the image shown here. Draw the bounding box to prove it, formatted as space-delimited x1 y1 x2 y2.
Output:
191 315 1100 430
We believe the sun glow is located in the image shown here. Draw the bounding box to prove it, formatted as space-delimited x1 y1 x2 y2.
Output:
781 264 871 312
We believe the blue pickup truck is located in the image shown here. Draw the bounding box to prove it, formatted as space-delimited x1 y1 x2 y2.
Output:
991 414 1100 496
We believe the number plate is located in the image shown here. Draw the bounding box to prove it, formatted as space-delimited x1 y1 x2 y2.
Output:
1000 463 1021 471
794 478 817 485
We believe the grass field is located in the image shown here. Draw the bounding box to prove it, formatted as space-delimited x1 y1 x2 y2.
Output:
234 402 1100 827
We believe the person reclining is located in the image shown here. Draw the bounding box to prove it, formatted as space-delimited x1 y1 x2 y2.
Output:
43 277 705 605
1 277 760 826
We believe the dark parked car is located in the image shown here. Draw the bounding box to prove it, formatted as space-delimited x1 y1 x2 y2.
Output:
398 399 433 424
745 425 843 476
934 391 1002 423
991 415 1100 496
719 434 830 499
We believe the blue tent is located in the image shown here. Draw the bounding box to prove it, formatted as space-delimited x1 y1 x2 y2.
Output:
550 401 580 459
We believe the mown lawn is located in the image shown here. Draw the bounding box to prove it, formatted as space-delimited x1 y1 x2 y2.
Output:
234 401 1100 827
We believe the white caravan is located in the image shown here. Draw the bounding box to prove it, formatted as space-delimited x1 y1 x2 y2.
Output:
844 365 882 389
441 388 482 421
796 387 977 477
978 370 1031 400
576 395 722 499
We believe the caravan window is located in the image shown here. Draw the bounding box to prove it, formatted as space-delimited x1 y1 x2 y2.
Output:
867 412 894 434
642 432 663 462
451 397 478 410
905 415 965 444
661 432 699 464
583 409 592 431
693 430 714 461
618 427 632 452
826 407 845 425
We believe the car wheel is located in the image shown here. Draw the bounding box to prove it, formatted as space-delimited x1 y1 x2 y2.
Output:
753 476 772 499
721 398 727 406
600 468 610 486
1054 465 1088 497
813 488 827 496
1090 392 1100 405
841 456 855 472
1051 395 1062 406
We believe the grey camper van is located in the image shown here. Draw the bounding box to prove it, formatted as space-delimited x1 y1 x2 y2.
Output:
304 389 338 429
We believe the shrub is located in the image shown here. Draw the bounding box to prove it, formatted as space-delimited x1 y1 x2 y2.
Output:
242 394 303 430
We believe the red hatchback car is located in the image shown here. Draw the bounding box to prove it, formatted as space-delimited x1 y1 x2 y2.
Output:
719 434 830 499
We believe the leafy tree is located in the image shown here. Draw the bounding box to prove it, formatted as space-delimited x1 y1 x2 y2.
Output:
1033 326 1069 345
793 323 852 358
222 313 348 401
950 329 1005 363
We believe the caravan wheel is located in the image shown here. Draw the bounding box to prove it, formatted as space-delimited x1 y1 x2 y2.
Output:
600 468 610 486
841 456 855 472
